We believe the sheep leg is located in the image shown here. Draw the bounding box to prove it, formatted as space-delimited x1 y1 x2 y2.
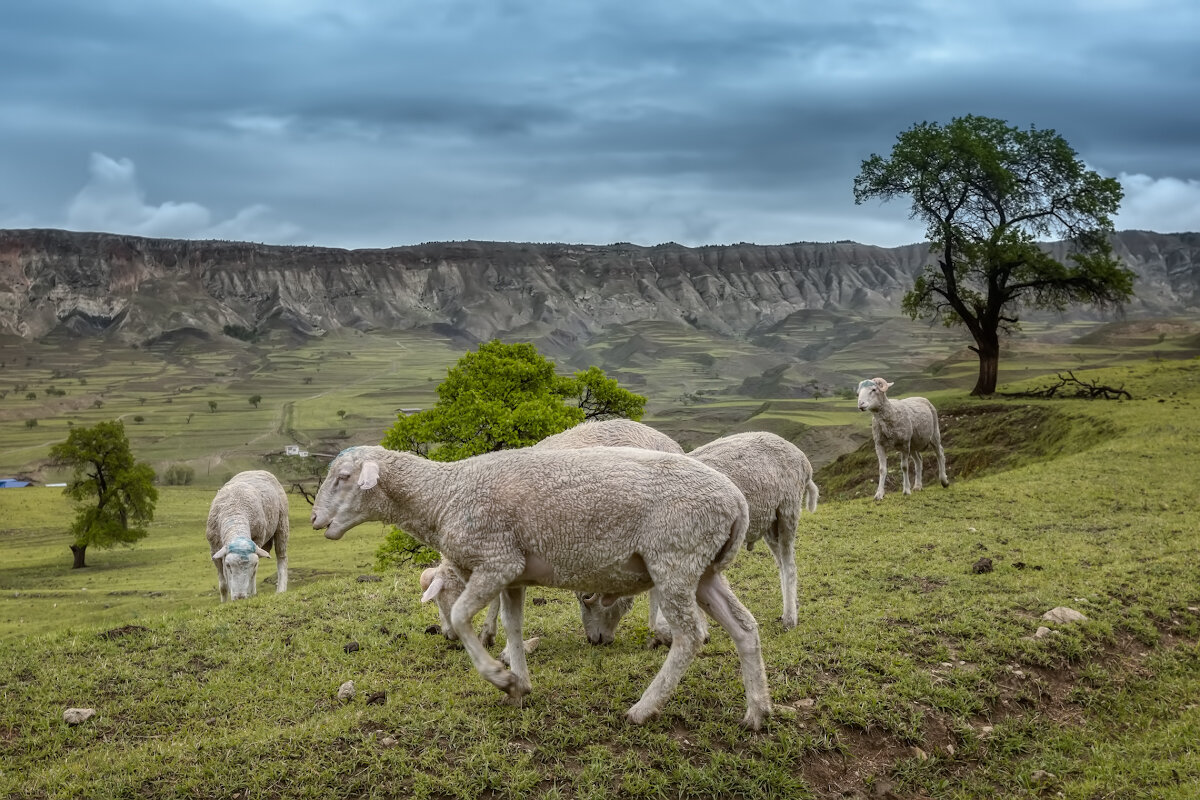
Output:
273 523 289 593
647 587 708 647
450 568 527 701
935 439 949 488
626 585 704 725
214 561 229 603
695 572 772 730
911 451 925 492
874 441 889 500
899 445 913 495
497 587 531 704
763 512 799 629
480 598 500 649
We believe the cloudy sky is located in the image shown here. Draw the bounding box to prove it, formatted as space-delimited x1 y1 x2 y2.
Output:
2 0 1197 249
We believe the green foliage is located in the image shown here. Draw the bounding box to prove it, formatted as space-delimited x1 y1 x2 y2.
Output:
374 526 441 570
162 463 195 486
207 400 218 413
222 324 258 342
48 420 158 562
854 115 1133 395
248 394 262 408
24 418 37 428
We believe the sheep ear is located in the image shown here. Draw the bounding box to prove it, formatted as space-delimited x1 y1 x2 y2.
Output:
357 460 380 490
420 574 445 603
419 567 438 591
255 546 271 558
212 545 229 561
883 380 895 391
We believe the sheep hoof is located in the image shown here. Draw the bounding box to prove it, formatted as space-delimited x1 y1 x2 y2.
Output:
625 704 659 725
481 633 496 649
740 704 772 731
941 479 950 488
873 493 885 501
646 633 671 649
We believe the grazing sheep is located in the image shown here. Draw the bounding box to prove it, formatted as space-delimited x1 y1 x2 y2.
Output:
581 431 819 643
421 418 684 648
207 470 290 601
856 377 949 500
312 445 772 729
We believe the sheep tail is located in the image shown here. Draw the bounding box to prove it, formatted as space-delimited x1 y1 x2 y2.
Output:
804 478 820 513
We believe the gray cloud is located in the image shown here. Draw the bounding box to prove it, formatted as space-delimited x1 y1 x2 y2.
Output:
1 0 1197 247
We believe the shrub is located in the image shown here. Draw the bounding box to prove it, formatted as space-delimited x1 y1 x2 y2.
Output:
162 464 195 486
375 526 439 570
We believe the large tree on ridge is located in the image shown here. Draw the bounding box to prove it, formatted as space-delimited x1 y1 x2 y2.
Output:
853 115 1134 395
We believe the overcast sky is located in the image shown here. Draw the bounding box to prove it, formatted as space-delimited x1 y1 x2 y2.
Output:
1 0 1197 249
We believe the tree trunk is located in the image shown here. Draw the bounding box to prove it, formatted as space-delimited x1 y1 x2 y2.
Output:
970 331 1001 396
70 543 88 569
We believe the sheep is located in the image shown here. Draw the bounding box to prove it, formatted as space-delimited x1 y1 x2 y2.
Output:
856 377 949 500
311 444 772 729
421 418 684 648
207 470 290 601
580 431 819 644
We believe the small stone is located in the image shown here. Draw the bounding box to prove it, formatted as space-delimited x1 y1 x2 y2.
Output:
1042 606 1088 624
337 680 355 702
945 744 955 756
967 526 977 533
380 736 398 748
523 636 540 654
356 575 382 583
796 697 816 709
343 640 360 654
909 745 928 760
971 557 993 574
1033 626 1053 639
366 691 387 706
1030 769 1057 784
63 708 95 725
980 725 993 736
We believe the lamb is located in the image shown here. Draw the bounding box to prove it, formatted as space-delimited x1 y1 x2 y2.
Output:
421 418 684 648
580 431 819 644
856 377 949 500
207 470 290 601
311 444 772 729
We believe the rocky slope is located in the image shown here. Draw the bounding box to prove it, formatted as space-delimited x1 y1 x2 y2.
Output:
0 229 1197 347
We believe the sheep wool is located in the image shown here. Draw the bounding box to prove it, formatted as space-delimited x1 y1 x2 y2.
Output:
206 470 290 602
856 377 949 500
312 444 772 729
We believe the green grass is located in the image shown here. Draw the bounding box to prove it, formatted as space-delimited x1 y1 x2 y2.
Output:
1 358 1199 798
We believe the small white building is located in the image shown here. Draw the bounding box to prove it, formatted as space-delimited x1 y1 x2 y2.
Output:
285 445 300 456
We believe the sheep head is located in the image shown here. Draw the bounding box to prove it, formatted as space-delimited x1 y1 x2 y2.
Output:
419 563 463 641
311 446 383 540
212 536 271 600
856 377 893 412
576 592 636 645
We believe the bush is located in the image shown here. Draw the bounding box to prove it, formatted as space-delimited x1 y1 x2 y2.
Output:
375 527 439 571
162 464 195 486
25 418 37 428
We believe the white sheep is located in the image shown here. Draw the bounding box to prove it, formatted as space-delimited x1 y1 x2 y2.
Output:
207 470 290 601
311 444 772 729
580 431 819 644
856 377 949 500
421 418 684 648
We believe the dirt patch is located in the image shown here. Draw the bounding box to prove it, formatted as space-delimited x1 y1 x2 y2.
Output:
98 625 150 640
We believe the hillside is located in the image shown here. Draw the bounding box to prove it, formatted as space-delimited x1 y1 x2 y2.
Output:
2 359 1198 799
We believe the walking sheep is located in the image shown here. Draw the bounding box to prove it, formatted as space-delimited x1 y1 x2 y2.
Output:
421 418 684 648
311 445 772 729
580 431 819 644
207 470 290 601
856 377 949 500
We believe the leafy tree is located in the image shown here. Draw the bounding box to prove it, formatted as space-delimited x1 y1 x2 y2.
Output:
162 463 195 485
249 394 262 408
853 115 1133 395
208 400 218 413
377 339 646 565
336 409 347 420
49 420 158 569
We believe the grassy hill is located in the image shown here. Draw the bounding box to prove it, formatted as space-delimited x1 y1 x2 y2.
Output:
2 358 1198 799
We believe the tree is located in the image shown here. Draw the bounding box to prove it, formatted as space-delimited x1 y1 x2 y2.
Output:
382 340 646 461
208 400 218 413
377 340 646 565
853 115 1134 395
249 394 262 408
49 420 158 569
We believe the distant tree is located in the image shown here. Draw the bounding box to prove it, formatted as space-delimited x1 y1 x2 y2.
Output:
25 392 36 400
132 415 145 424
302 377 313 385
49 420 158 569
208 401 218 413
138 397 147 406
854 115 1134 395
249 394 262 409
162 463 195 486
336 409 346 420
378 340 646 563
186 412 194 424
25 418 37 428
93 399 103 409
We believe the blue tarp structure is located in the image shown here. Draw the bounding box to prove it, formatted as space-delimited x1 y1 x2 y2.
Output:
0 479 31 488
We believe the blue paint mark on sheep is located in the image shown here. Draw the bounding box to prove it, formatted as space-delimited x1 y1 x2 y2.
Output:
227 537 258 556
858 380 876 390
